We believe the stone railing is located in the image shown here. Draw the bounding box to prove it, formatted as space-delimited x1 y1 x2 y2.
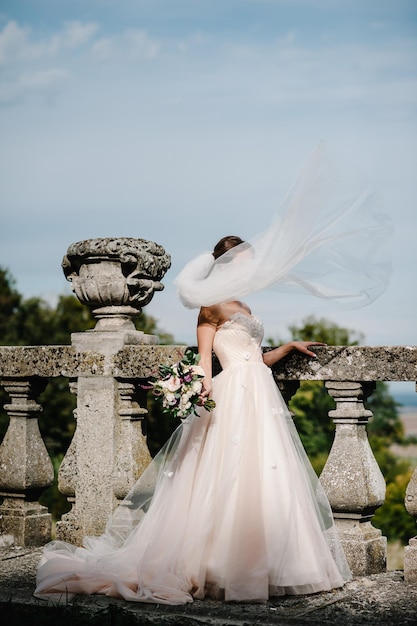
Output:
0 238 416 585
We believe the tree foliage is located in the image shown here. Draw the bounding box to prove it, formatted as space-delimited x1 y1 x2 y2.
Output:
287 314 365 346
0 267 22 344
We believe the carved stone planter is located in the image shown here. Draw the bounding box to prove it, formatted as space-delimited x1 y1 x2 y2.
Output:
56 238 172 541
62 238 171 332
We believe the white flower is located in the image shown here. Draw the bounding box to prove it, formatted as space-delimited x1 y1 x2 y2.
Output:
190 380 203 394
164 375 182 392
180 392 193 407
192 365 205 377
163 391 177 406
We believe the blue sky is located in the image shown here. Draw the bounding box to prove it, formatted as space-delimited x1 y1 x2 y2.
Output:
1 1 416 354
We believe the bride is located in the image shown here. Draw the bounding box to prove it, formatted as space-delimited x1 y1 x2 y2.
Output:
34 144 390 604
34 234 351 604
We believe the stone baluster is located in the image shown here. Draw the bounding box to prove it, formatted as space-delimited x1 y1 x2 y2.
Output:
320 381 387 576
114 380 152 500
0 377 54 546
59 359 121 543
404 381 417 582
55 380 78 541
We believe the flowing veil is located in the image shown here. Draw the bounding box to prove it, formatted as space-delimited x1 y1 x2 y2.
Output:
174 142 392 309
81 426 185 553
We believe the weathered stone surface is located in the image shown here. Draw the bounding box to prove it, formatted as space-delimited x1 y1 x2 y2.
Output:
0 500 51 547
404 537 417 583
335 519 387 576
405 465 417 517
0 345 105 377
1 345 415 381
112 344 189 378
319 381 387 575
62 237 171 331
270 345 417 382
1 547 417 625
0 378 54 546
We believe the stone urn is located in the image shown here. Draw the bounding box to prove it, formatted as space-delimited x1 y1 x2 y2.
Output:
62 238 171 333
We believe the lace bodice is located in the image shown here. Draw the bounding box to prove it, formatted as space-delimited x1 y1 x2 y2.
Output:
213 312 264 369
220 313 264 340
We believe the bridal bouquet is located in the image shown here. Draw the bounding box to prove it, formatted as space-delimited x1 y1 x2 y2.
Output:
148 349 216 420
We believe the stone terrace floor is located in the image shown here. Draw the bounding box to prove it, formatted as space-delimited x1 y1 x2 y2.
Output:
1 547 417 625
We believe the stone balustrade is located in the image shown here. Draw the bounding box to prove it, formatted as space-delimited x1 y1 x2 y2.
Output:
0 342 416 581
0 238 416 586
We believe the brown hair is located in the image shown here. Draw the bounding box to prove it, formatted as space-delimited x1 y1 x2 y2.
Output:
212 236 245 260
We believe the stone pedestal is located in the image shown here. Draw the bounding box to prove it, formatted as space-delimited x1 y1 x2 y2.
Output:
334 517 387 575
56 238 171 544
0 497 52 547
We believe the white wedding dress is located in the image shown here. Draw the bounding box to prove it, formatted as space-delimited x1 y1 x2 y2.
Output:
35 313 351 605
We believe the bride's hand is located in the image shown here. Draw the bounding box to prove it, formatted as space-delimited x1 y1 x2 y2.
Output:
201 378 213 398
291 341 326 358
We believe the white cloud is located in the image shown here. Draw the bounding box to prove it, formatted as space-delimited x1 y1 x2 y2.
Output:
0 68 70 104
0 19 99 67
90 36 116 61
91 28 160 61
0 19 97 104
0 20 44 65
60 20 99 49
124 29 160 59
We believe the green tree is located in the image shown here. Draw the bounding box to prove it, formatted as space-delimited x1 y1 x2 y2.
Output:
372 465 416 543
287 314 365 346
0 267 22 344
367 384 404 444
11 297 57 346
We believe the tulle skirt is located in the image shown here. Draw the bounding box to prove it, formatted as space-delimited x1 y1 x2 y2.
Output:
35 361 350 604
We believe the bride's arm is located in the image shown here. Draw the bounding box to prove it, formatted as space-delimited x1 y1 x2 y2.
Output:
197 307 218 398
262 341 325 367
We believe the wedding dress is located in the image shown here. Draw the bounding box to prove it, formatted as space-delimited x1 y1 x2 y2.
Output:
35 312 351 605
